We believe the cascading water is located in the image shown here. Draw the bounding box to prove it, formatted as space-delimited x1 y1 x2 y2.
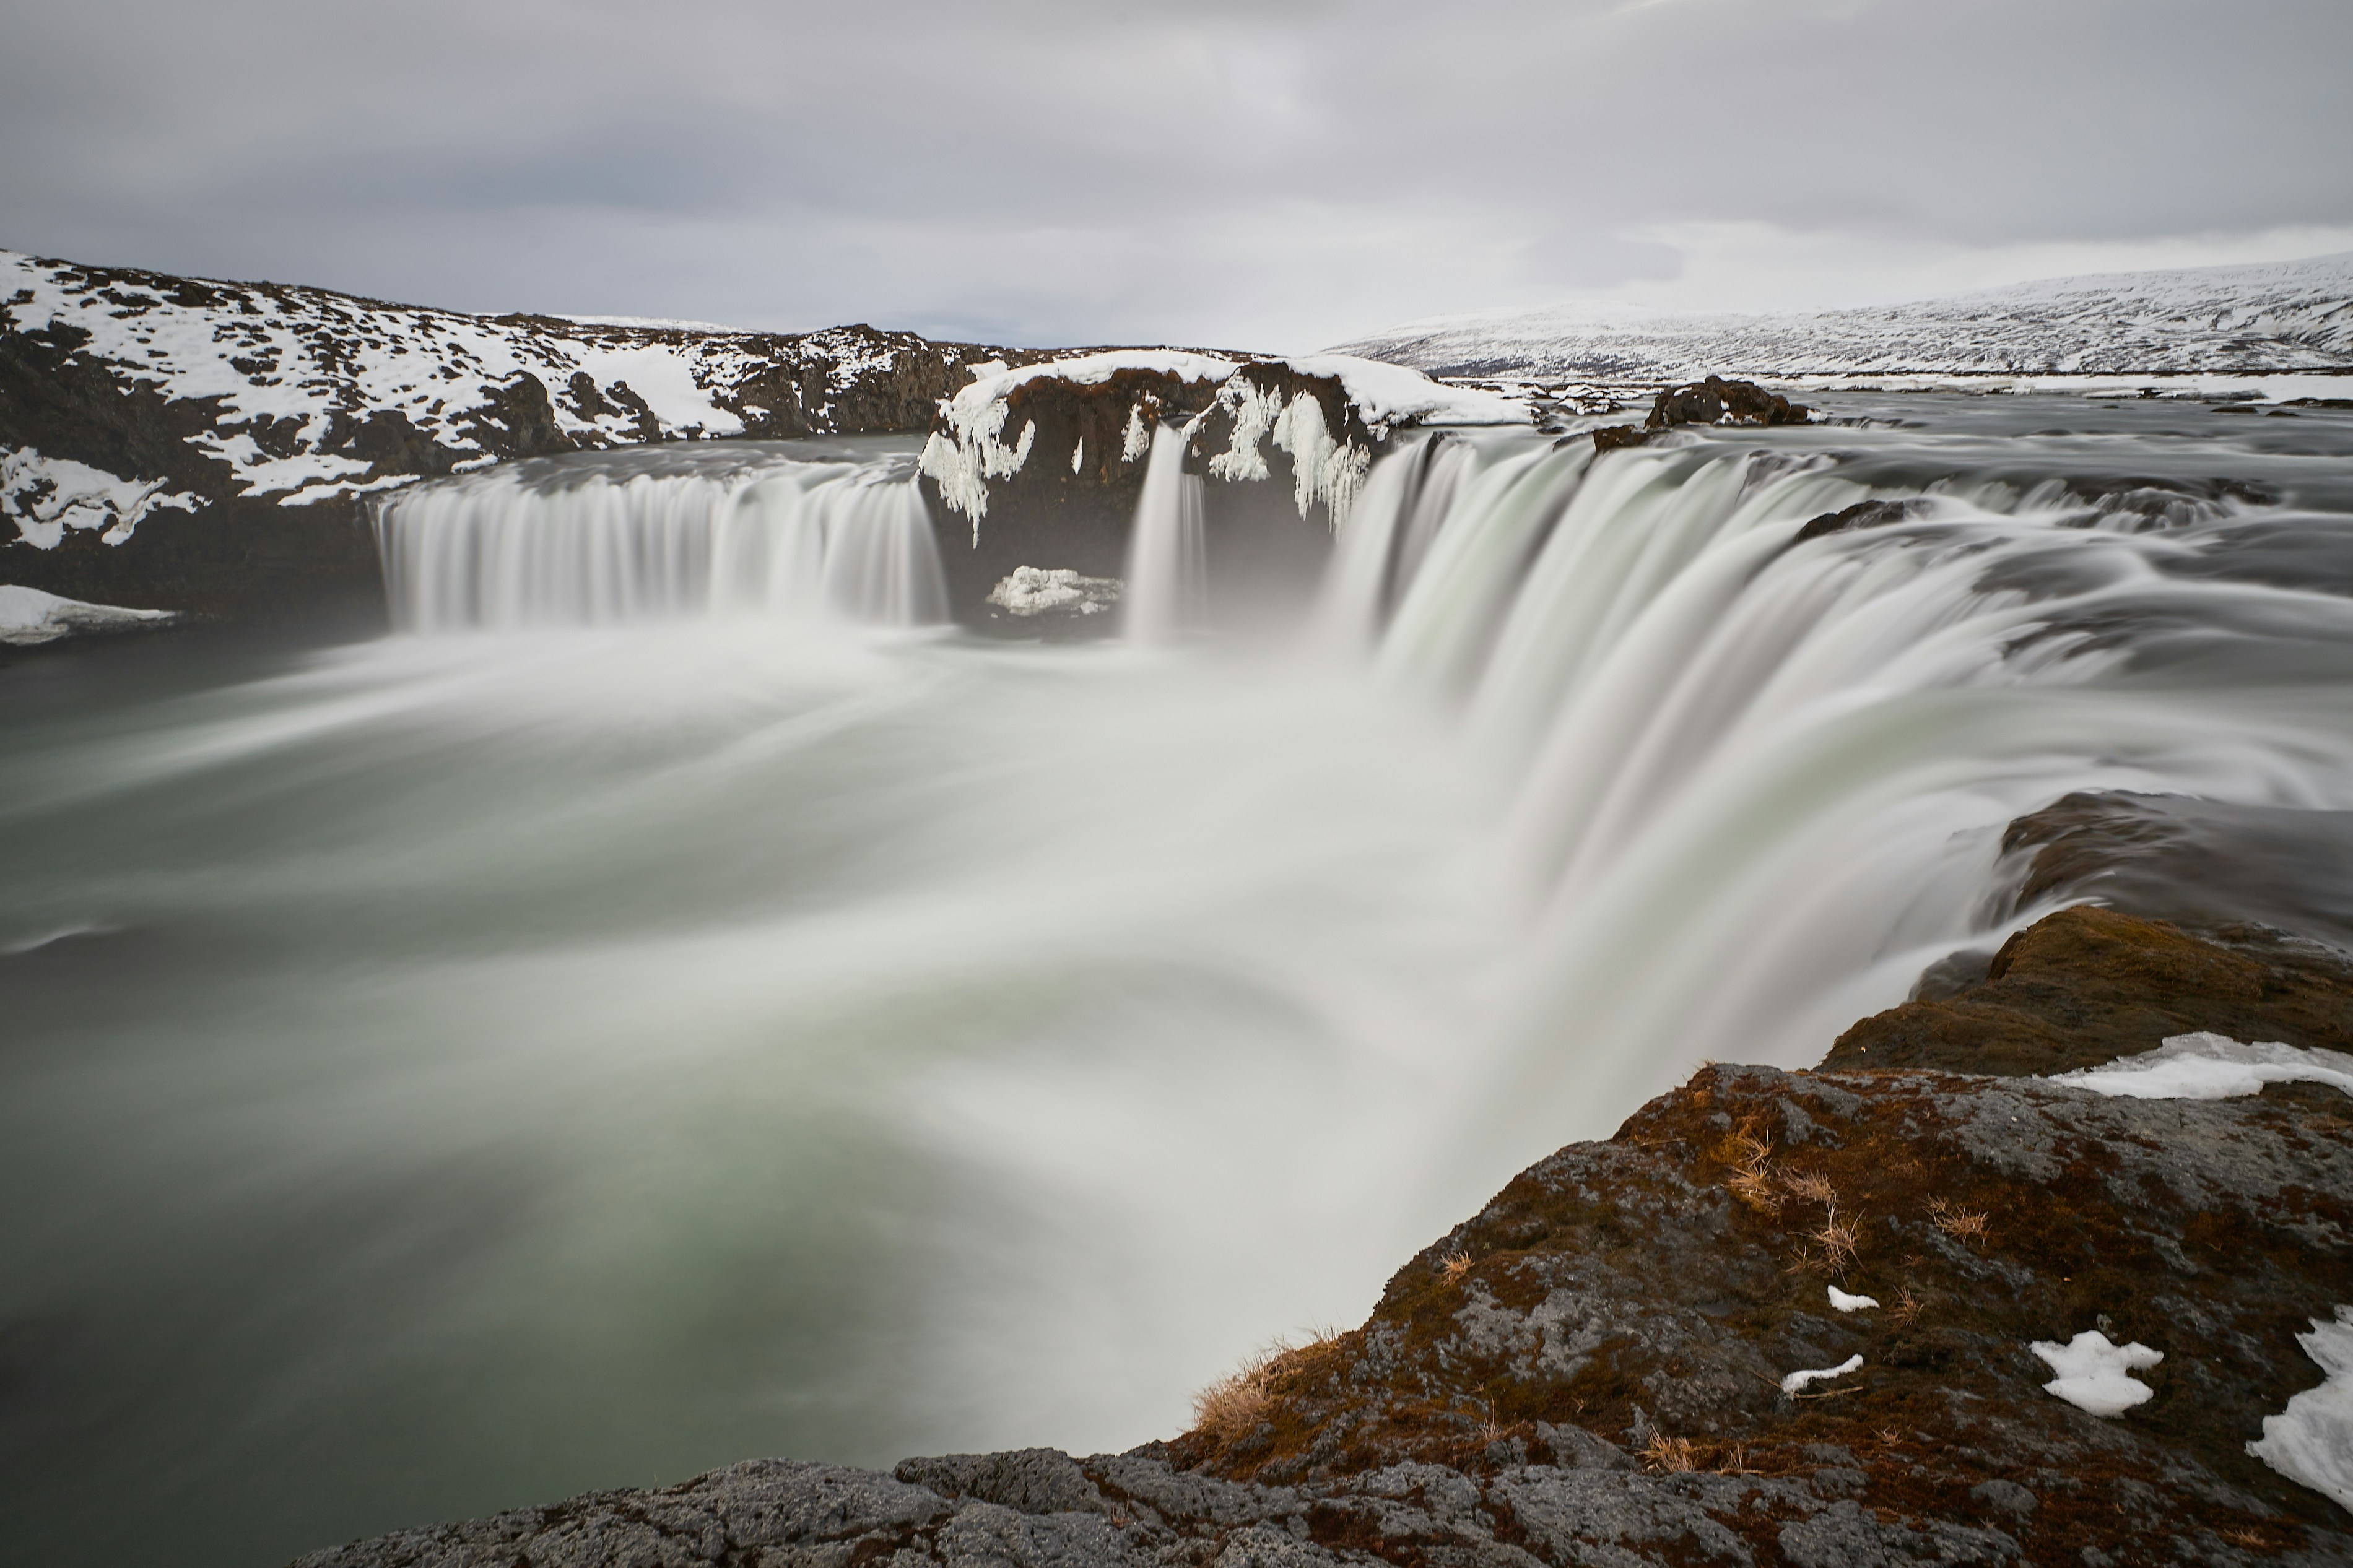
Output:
1323 408 2353 1176
6 394 2352 1568
375 443 949 631
1123 422 1207 643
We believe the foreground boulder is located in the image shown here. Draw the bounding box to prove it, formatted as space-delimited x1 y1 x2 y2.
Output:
298 905 2353 1566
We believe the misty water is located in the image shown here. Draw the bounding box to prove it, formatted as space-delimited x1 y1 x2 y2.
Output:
6 395 2353 1565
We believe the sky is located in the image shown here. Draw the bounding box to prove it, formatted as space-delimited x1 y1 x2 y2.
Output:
5 0 2351 352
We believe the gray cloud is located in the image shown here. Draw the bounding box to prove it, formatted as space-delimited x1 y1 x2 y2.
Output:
4 0 2349 350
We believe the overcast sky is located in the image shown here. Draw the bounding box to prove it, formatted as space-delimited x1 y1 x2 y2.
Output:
6 0 2350 351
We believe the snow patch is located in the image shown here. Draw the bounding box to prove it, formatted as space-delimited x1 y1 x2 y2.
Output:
985 566 1122 617
2050 1031 2353 1100
1780 1354 1863 1395
2031 1331 2163 1416
1 448 199 547
1277 354 1532 433
1828 1287 1879 1313
0 584 176 645
2248 1306 2353 1511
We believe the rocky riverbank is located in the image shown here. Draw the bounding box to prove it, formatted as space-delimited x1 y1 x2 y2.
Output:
294 902 2353 1567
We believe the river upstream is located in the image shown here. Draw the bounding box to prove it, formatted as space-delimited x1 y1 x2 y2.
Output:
4 394 2352 1564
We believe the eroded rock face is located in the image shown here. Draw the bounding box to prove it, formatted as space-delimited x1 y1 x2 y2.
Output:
1 250 1010 622
916 356 1236 617
916 355 1389 633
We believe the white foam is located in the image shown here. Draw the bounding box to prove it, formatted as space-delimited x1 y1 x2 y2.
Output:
2030 1330 2163 1416
2050 1032 2353 1101
2248 1306 2353 1510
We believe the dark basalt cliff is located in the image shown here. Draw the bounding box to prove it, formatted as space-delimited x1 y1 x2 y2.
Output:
297 898 2353 1567
1 250 1020 622
916 356 1401 635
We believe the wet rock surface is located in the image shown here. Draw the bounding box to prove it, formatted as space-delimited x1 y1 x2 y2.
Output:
1645 377 1809 431
298 906 2353 1566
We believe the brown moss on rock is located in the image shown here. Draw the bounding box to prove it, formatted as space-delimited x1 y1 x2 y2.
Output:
1824 906 2353 1076
1167 1049 2352 1562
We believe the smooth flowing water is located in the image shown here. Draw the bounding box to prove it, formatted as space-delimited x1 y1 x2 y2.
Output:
4 396 2351 1566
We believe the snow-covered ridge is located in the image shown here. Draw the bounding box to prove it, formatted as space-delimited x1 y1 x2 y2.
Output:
1333 251 2353 380
1 249 983 519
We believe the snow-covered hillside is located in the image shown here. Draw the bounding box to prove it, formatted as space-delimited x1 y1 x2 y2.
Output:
1 249 998 512
1333 252 2353 381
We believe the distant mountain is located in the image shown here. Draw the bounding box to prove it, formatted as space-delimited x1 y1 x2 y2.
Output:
1330 252 2353 381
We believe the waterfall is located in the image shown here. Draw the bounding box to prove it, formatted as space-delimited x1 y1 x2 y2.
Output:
1124 422 1207 644
375 449 948 632
1330 428 2353 1171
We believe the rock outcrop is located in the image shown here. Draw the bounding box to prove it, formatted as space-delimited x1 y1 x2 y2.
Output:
1645 376 1809 431
296 903 2353 1567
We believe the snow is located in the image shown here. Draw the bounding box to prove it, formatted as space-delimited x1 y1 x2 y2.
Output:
1780 1354 1863 1395
1332 251 2353 381
2030 1330 2163 1417
1828 1287 1879 1313
572 346 747 438
1278 354 1532 432
2 250 931 509
2050 1031 2353 1101
0 584 176 645
2 447 199 547
2247 1306 2353 1511
984 566 1122 617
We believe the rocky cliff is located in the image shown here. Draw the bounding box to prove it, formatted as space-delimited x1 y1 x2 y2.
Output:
293 897 2353 1568
0 250 1018 622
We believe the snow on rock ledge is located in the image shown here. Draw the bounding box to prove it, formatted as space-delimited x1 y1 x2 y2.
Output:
3 447 198 548
0 584 176 646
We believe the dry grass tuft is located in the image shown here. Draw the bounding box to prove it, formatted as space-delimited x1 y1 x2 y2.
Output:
1890 1287 1925 1327
1640 1432 1699 1473
1188 1331 1344 1447
1715 1441 1760 1475
1928 1197 1991 1247
1190 1356 1274 1446
1780 1168 1839 1206
1807 1208 1861 1271
1718 1122 1781 1215
1441 1250 1474 1284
